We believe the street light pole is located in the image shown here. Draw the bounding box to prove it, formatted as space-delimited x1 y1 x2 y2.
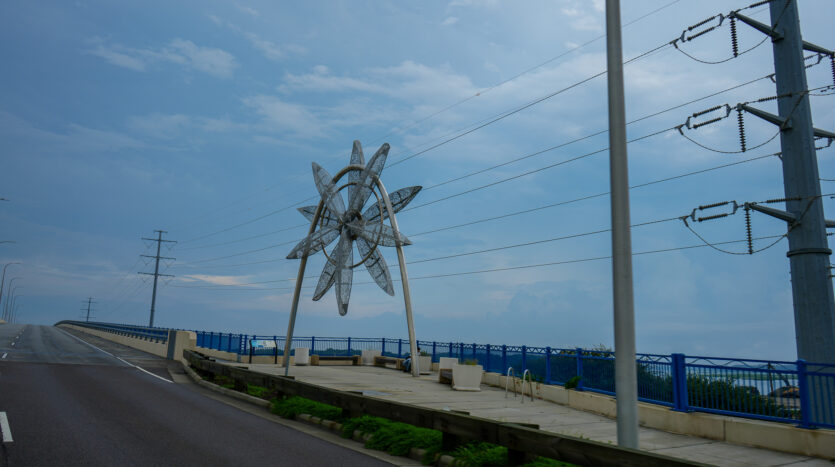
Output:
0 262 21 315
9 296 22 323
605 0 638 449
3 278 20 322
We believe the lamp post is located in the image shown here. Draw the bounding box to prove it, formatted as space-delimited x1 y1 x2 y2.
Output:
3 280 21 322
10 297 22 323
0 262 21 313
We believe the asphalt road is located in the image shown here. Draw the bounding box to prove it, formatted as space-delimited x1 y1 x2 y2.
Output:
0 324 392 466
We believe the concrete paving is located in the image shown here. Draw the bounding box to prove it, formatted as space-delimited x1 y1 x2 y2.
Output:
249 363 834 467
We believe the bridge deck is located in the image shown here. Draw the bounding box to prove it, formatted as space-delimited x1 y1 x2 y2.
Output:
248 363 829 466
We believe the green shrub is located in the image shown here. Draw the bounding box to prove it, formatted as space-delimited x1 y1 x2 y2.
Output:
341 415 442 463
564 376 581 390
246 384 271 399
270 396 342 421
450 442 507 466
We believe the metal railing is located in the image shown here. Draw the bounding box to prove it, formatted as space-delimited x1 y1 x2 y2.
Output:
57 320 168 343
190 331 835 429
65 321 833 430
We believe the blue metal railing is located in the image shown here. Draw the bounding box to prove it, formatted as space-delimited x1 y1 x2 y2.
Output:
58 320 168 343
190 331 835 429
66 320 833 430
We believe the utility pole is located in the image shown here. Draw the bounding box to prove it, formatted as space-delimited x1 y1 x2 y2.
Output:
81 297 95 322
731 3 835 366
605 0 638 449
139 230 176 327
768 0 835 369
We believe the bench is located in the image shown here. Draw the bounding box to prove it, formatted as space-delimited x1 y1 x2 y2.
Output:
438 357 458 384
310 354 361 366
373 355 405 370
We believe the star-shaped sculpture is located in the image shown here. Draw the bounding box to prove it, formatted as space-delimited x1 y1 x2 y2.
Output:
286 141 421 316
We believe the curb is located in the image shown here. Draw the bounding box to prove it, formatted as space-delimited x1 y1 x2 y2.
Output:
182 362 457 466
181 362 269 408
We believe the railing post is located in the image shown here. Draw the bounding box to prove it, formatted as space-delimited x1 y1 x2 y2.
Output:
311 336 316 354
576 348 584 391
449 342 453 358
227 333 233 353
671 353 689 412
522 345 527 371
486 344 491 372
347 337 351 356
242 334 248 355
398 338 402 358
546 347 552 384
502 345 507 371
797 359 812 428
459 342 464 360
432 341 437 362
472 343 477 362
382 338 386 356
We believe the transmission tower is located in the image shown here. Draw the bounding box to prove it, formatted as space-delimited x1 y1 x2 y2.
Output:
139 230 176 327
81 297 96 322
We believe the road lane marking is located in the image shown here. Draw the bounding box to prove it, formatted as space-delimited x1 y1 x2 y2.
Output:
9 342 14 347
58 329 173 384
1 353 6 359
0 412 12 442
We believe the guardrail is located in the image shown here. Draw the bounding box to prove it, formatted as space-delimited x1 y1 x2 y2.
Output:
185 349 702 467
193 332 835 430
57 320 168 343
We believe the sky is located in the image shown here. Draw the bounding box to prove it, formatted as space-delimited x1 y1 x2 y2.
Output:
1 0 834 361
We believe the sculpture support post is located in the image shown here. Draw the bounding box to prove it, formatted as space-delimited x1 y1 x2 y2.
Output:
283 202 324 376
377 179 419 377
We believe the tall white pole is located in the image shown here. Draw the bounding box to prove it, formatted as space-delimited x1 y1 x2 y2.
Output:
606 0 638 449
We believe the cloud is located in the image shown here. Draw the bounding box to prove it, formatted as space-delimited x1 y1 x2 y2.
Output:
87 44 147 71
85 37 237 78
281 61 476 104
442 16 459 26
207 15 304 62
181 274 253 286
236 3 260 17
0 111 143 154
242 95 325 138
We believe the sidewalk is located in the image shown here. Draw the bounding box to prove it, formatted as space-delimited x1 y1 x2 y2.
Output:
248 364 832 467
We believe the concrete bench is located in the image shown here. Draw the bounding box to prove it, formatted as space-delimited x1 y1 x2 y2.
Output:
373 355 405 370
438 357 458 384
310 354 361 366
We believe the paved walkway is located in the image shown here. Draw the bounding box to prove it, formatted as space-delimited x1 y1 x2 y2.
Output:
247 363 832 467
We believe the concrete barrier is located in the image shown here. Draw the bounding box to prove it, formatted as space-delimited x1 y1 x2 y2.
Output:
480 372 835 458
58 324 196 364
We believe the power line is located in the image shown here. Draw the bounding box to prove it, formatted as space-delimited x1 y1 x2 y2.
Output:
173 71 779 255
174 38 676 248
169 0 685 236
170 234 786 292
175 124 675 266
173 149 781 270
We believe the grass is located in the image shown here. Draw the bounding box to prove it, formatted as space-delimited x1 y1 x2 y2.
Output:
270 395 343 421
197 366 579 466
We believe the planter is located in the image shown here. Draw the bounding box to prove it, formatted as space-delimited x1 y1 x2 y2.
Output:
418 355 432 375
294 347 310 366
452 364 483 391
361 349 381 366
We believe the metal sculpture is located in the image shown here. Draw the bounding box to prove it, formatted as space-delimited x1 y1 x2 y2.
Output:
282 140 422 376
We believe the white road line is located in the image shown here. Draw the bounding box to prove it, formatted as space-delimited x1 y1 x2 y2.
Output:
2 353 6 359
58 329 173 384
9 342 14 347
0 412 12 442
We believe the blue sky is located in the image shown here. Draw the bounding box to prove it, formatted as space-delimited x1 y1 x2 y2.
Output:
2 0 834 360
